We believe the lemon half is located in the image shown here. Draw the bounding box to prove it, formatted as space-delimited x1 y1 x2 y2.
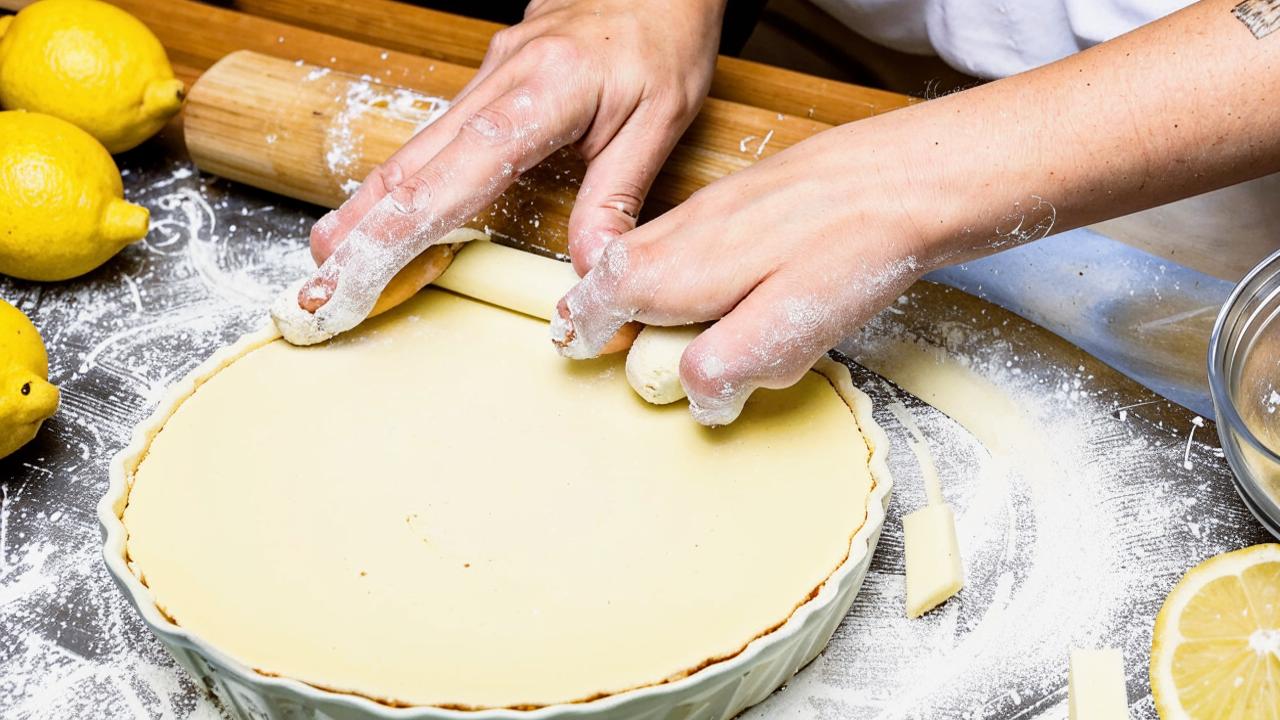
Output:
1151 543 1280 719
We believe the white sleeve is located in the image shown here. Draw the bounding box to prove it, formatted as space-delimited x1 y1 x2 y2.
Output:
1062 0 1192 48
817 0 1194 78
809 0 935 56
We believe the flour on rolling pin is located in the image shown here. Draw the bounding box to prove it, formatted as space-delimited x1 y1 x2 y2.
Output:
301 68 450 196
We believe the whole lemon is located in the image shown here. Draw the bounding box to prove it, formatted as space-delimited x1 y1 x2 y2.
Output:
0 297 58 460
0 110 149 281
0 0 185 153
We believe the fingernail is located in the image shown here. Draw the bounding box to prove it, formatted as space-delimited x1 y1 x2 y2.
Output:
684 368 752 427
272 279 329 346
313 210 340 238
297 276 334 312
686 389 750 427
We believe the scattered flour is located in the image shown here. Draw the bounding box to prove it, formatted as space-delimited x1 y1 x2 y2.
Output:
741 292 1263 720
737 130 775 158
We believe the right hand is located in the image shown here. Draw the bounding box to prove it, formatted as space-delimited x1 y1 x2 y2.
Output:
293 0 727 337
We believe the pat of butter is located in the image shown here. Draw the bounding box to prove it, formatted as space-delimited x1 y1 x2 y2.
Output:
1069 649 1129 720
903 503 963 618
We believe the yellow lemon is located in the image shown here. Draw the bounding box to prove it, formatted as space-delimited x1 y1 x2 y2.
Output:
0 297 58 460
1151 543 1280 719
0 0 184 153
0 110 149 281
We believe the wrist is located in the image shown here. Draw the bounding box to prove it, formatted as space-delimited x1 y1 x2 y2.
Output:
809 116 971 274
831 90 1063 273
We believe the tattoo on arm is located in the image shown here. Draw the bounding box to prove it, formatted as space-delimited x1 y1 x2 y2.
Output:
1233 0 1280 39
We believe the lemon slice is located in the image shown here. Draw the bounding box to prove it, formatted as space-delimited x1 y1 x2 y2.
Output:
1151 543 1280 719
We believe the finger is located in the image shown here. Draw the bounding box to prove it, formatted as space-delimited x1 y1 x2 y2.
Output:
309 67 522 264
678 273 846 426
296 76 596 333
567 107 685 275
366 244 457 318
601 321 643 354
551 227 765 359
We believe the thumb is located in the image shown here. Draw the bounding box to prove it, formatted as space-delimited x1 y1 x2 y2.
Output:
568 110 684 276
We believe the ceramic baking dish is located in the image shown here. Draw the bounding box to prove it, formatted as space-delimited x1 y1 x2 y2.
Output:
99 337 892 720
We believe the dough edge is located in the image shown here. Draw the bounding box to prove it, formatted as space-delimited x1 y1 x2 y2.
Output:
101 306 895 711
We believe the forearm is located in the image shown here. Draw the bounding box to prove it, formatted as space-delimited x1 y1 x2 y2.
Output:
550 0 1280 425
837 0 1280 265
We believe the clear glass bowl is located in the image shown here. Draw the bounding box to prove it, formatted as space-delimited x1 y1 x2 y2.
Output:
1210 247 1280 538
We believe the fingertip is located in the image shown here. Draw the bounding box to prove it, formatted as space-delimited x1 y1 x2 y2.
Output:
297 274 336 313
686 388 751 427
549 274 631 360
550 298 574 350
678 340 751 426
310 211 342 265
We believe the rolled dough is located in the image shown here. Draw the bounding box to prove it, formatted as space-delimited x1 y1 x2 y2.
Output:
123 285 882 709
625 324 708 404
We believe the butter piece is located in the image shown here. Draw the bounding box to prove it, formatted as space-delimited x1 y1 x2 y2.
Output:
1069 648 1129 720
903 503 963 618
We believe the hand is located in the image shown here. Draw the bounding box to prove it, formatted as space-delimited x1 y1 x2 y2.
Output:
292 0 726 336
553 0 1280 426
549 122 943 425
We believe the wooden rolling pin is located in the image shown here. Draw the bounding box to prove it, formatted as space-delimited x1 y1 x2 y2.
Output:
185 50 580 324
184 51 841 326
223 0 917 126
184 51 838 254
185 51 582 253
0 0 914 127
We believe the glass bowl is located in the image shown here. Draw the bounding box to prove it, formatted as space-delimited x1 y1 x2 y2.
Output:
1209 247 1280 538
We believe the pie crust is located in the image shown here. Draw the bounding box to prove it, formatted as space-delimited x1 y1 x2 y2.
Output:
120 285 886 710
